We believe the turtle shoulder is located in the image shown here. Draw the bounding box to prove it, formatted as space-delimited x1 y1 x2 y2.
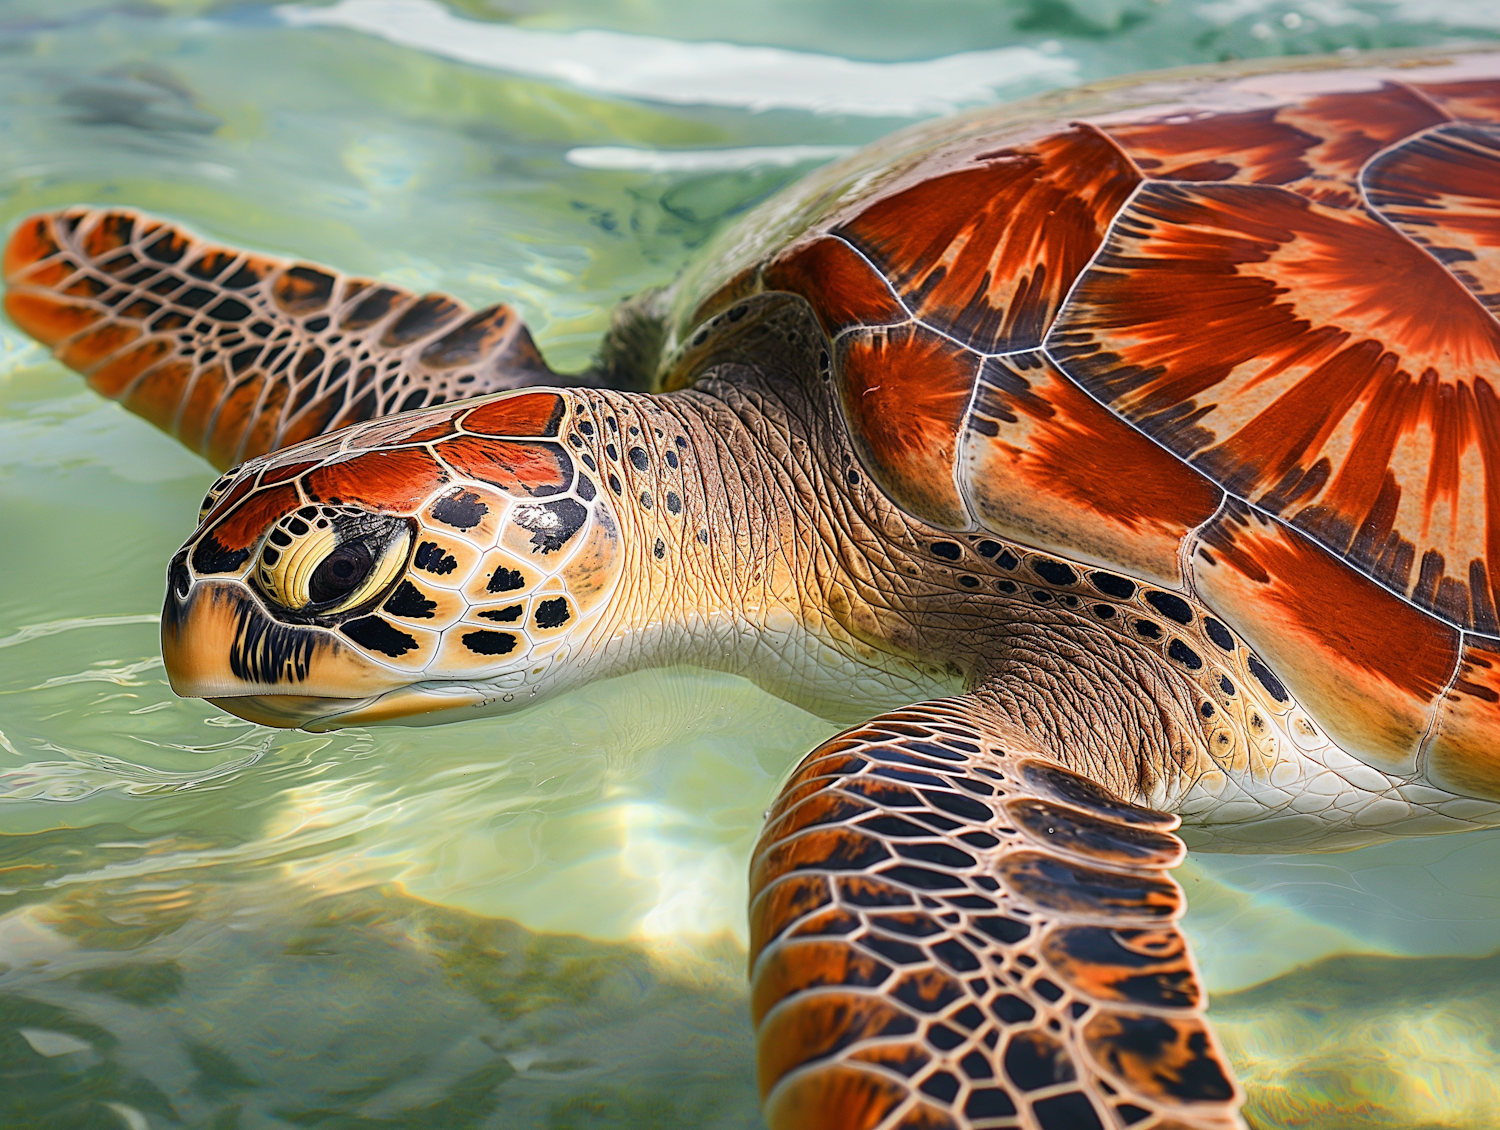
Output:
670 48 1500 795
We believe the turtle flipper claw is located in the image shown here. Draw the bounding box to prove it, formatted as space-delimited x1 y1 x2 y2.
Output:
3 207 560 468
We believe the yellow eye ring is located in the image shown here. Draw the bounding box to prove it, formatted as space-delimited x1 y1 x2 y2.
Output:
256 509 410 615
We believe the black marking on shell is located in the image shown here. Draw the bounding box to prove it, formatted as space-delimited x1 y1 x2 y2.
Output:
478 604 522 622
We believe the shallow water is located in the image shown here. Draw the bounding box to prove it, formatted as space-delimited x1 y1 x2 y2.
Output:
3 1 1500 1127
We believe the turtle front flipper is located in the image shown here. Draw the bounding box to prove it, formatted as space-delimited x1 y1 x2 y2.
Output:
750 696 1244 1130
3 207 567 469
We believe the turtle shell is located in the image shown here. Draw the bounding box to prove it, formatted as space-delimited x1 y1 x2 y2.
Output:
669 50 1500 800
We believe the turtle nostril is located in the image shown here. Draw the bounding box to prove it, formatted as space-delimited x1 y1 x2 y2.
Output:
168 551 192 600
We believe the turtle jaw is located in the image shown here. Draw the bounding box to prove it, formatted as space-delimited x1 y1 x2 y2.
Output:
209 683 495 731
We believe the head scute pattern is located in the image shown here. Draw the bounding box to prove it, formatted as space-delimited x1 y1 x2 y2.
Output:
165 389 622 714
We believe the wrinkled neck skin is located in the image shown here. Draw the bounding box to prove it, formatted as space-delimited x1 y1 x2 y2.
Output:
562 300 1500 853
566 301 1209 783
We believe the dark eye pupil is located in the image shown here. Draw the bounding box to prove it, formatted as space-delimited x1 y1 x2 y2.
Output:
310 542 374 605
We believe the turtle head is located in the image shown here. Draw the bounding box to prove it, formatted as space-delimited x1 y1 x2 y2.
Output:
162 391 623 730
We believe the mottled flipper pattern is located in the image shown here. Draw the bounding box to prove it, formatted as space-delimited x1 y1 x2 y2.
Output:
3 208 559 469
750 698 1243 1130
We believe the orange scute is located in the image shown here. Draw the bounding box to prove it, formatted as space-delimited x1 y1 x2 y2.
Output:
763 237 905 337
435 436 571 497
461 391 566 437
304 447 450 512
837 323 978 528
1193 502 1458 774
1425 637 1500 801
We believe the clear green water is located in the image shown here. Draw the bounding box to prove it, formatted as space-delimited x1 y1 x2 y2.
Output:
4 2 1500 1127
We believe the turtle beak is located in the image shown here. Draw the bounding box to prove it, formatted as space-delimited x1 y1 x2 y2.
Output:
162 575 494 731
161 579 401 725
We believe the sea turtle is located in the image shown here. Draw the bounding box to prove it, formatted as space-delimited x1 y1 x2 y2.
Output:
7 44 1500 1130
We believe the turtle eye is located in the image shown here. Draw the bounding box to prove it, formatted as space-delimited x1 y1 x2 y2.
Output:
309 541 373 605
254 507 409 616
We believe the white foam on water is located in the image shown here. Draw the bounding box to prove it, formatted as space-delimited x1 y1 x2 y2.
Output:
275 0 1078 117
565 144 856 171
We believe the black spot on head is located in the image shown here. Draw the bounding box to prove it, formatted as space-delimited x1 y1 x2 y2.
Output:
462 630 518 656
653 538 665 560
931 541 962 561
383 580 437 619
608 474 622 494
975 539 1001 557
995 549 1019 570
1132 619 1162 640
605 443 619 461
1204 617 1235 651
341 616 418 657
1167 639 1203 670
414 541 458 575
192 534 249 575
1200 701 1215 719
640 490 653 509
665 449 679 470
516 498 588 555
959 575 979 588
578 420 594 435
1219 675 1235 696
697 529 708 544
996 579 1017 594
478 604 522 622
628 447 649 472
534 597 571 630
1247 653 1290 702
431 489 489 530
487 566 525 593
1145 590 1193 624
581 453 597 471
1031 590 1053 603
665 491 681 514
1031 558 1076 586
